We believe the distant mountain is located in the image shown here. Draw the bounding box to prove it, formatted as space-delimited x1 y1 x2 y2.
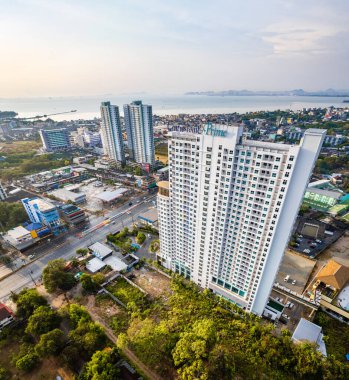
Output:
185 89 349 97
0 111 17 118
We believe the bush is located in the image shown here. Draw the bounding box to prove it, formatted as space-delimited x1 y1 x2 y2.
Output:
0 366 8 380
15 352 40 372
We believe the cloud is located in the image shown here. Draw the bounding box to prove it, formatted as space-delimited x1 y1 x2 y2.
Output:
262 23 342 55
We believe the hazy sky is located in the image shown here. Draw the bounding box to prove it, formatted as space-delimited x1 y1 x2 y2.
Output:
1 0 348 97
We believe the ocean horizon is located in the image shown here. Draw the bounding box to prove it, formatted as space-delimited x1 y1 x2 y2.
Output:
0 94 347 122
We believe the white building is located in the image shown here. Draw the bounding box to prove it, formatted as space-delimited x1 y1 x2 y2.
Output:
124 101 155 166
0 182 7 201
157 124 325 315
100 102 125 164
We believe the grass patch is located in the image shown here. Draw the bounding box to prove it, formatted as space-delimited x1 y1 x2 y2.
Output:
106 277 148 309
313 311 349 362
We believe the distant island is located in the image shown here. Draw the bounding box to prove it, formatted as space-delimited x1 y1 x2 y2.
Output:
185 89 349 97
0 111 18 118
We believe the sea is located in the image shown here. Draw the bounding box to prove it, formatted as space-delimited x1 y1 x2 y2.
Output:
0 94 348 121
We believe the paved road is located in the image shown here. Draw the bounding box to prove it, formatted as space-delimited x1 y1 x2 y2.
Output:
0 194 156 300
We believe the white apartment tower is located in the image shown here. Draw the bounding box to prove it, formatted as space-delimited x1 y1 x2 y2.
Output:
100 102 125 164
157 124 325 315
123 101 155 166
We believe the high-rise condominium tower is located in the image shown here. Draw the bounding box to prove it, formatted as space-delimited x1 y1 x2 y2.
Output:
100 102 125 164
123 101 155 166
157 124 325 315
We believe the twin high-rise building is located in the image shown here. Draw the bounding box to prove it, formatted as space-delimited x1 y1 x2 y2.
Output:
157 124 325 315
100 100 155 166
100 102 126 164
124 101 155 166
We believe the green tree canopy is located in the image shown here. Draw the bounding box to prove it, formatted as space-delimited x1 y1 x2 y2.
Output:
11 288 47 319
0 202 27 232
42 259 76 293
15 352 40 372
81 274 99 293
79 348 121 380
25 305 61 337
136 232 146 244
35 328 65 357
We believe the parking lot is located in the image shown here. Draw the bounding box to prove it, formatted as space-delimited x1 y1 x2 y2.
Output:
276 249 316 294
270 289 315 334
290 217 344 258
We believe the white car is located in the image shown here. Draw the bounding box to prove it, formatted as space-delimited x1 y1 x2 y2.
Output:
28 254 35 260
292 280 297 285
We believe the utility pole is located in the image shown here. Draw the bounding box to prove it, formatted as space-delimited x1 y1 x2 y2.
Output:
27 269 37 286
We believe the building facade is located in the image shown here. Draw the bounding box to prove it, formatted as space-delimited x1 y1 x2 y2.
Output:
40 128 71 152
21 197 63 235
124 101 155 166
100 102 125 164
157 124 325 315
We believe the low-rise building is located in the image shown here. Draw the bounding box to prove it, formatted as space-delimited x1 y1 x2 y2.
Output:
292 318 327 356
50 188 86 204
4 226 35 250
60 204 88 226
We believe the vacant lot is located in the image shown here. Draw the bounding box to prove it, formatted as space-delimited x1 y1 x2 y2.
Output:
0 140 41 154
317 231 349 267
131 266 171 300
0 333 74 380
276 249 316 294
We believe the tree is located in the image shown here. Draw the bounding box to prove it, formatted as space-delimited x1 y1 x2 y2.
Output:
25 306 61 337
0 365 8 380
136 232 146 245
79 348 121 380
15 352 40 372
66 304 91 327
81 274 98 293
35 328 65 357
11 288 47 319
62 345 81 371
133 166 143 176
69 320 107 358
92 273 105 285
149 239 160 253
0 202 27 232
42 259 76 293
76 248 88 257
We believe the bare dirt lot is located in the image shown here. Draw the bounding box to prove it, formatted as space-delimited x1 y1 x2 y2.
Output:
131 266 172 300
317 231 349 267
276 249 316 294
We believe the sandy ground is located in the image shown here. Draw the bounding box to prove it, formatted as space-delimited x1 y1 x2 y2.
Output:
317 231 349 266
276 249 316 294
131 266 172 299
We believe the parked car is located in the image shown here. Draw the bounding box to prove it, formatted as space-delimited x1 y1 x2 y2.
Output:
303 249 311 254
28 254 35 260
128 202 133 206
292 280 297 285
284 275 290 282
315 239 322 244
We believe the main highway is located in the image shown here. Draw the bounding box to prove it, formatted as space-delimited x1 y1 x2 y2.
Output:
0 194 156 301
